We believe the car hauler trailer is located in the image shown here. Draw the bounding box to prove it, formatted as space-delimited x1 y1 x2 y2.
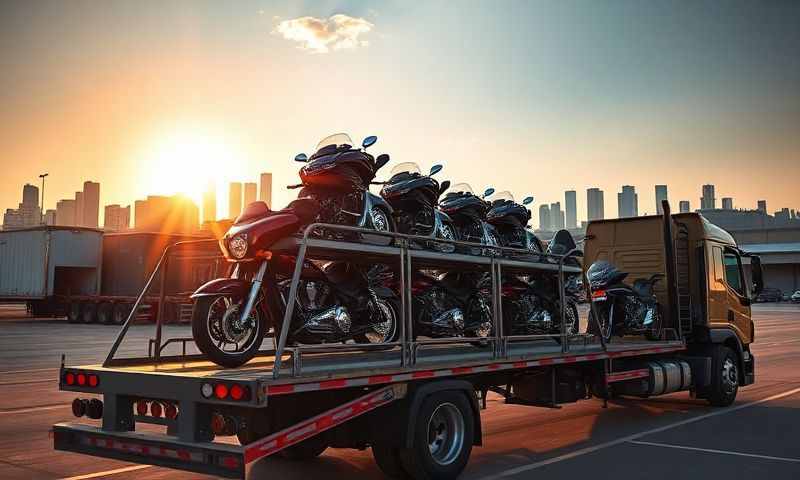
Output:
53 203 761 479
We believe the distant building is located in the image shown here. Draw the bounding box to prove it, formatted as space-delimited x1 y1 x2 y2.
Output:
757 200 767 214
229 182 243 219
679 200 691 213
43 209 56 225
775 208 791 223
243 182 257 208
134 195 199 233
2 183 41 229
700 184 716 210
202 183 216 223
56 199 77 226
260 173 272 208
587 188 604 221
564 190 577 229
538 204 551 231
655 185 668 215
82 181 100 228
75 191 84 226
617 185 638 218
722 197 733 210
550 202 565 230
104 204 130 231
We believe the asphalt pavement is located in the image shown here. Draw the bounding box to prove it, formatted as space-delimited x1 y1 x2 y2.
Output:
0 303 798 479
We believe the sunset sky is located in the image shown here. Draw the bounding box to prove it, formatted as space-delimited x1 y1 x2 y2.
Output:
1 1 798 224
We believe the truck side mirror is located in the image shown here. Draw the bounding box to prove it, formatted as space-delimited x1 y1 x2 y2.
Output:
751 255 764 295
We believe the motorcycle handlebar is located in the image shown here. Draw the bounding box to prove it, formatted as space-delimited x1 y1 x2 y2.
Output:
287 184 303 189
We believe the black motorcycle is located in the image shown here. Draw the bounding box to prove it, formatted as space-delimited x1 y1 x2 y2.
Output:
486 191 544 253
439 184 500 252
190 134 399 368
586 260 663 341
379 162 458 250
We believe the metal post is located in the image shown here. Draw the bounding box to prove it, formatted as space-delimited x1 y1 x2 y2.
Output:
39 173 48 224
405 244 414 365
272 238 308 379
399 243 408 367
558 257 567 353
154 254 169 363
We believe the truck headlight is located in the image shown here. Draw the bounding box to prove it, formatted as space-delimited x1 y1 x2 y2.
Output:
228 235 248 259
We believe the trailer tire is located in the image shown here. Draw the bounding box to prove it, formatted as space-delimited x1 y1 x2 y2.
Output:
81 302 97 324
400 391 473 480
67 301 82 324
97 302 113 325
279 435 328 460
708 345 739 407
372 445 409 478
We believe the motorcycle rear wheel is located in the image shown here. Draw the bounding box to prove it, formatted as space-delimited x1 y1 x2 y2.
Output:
192 295 265 368
354 297 400 345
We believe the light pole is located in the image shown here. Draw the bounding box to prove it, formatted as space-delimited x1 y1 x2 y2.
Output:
39 173 48 224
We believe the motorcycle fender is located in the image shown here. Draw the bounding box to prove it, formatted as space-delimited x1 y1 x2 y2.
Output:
190 278 251 299
366 193 394 217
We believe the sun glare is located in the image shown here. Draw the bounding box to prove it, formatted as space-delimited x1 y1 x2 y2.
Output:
142 131 243 203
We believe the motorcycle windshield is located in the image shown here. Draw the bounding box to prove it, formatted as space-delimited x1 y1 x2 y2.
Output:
390 162 421 176
450 183 474 195
315 133 354 152
492 191 515 202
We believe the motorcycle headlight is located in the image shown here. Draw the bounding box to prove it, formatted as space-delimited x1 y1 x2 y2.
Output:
228 234 249 259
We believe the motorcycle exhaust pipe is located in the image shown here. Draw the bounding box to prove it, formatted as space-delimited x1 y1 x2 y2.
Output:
297 306 352 335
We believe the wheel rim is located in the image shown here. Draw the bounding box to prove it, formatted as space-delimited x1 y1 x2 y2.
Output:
371 208 390 232
721 357 738 394
364 298 397 344
440 223 455 241
206 296 260 354
564 305 578 335
427 403 465 466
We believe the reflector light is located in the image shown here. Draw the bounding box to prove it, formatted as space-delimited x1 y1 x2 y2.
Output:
88 374 99 387
591 290 608 302
136 401 148 416
230 384 245 401
165 403 178 419
77 373 87 386
65 372 75 385
150 401 163 418
214 384 229 399
201 383 214 398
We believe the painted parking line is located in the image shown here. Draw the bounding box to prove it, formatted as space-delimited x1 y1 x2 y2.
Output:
0 403 68 415
59 464 152 480
479 385 800 480
628 440 800 463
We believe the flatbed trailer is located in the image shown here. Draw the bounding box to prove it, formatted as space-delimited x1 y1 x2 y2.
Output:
53 209 755 479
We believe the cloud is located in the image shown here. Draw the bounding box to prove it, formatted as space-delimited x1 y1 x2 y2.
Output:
274 14 374 53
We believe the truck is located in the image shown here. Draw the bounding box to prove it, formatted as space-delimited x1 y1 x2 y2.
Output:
52 204 762 479
0 226 223 324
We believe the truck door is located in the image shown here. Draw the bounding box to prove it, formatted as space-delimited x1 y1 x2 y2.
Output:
709 245 752 342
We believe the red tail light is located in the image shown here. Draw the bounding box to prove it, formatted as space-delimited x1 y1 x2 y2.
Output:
591 289 607 302
88 374 99 387
65 372 75 385
165 403 178 419
150 401 163 418
214 384 229 399
136 401 148 416
76 373 87 386
230 384 250 401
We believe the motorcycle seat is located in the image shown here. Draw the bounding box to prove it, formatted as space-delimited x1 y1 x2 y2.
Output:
632 274 663 299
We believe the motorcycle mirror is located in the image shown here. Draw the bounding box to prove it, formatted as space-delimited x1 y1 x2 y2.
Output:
429 164 443 176
375 153 390 170
523 196 534 205
439 180 451 194
295 153 308 162
362 135 378 149
483 187 495 198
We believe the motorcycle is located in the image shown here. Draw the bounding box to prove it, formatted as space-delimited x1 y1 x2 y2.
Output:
439 183 501 252
190 134 400 368
379 162 458 249
586 260 663 341
486 191 544 253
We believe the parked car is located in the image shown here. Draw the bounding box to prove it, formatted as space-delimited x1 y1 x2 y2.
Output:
755 287 783 303
792 291 800 303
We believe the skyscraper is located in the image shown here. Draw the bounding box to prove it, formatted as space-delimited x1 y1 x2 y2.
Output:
617 185 638 218
587 188 604 221
722 197 733 210
229 182 243 219
2 184 41 229
56 199 76 226
550 202 565 230
564 190 577 229
655 185 668 215
75 191 84 226
104 204 130 231
259 173 272 208
538 204 551 231
243 182 257 207
82 181 100 228
757 200 767 214
679 200 690 213
134 195 199 233
44 210 56 225
202 183 216 223
701 184 716 210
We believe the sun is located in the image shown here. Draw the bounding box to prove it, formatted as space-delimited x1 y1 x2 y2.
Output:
141 130 243 203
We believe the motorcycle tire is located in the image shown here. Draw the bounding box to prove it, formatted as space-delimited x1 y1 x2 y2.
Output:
192 295 265 368
354 297 400 346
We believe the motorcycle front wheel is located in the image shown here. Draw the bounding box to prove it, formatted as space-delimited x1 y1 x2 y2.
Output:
192 295 265 368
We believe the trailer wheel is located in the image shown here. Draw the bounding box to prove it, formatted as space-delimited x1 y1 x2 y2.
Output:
708 345 739 407
97 302 113 325
400 391 474 480
67 301 82 324
112 303 131 325
81 302 98 324
279 435 328 460
373 445 409 478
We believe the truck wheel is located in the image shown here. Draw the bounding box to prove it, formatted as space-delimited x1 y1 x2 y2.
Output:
279 435 328 460
708 345 739 407
113 303 131 325
67 301 82 324
373 445 409 478
97 303 113 325
400 391 474 480
81 302 98 324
